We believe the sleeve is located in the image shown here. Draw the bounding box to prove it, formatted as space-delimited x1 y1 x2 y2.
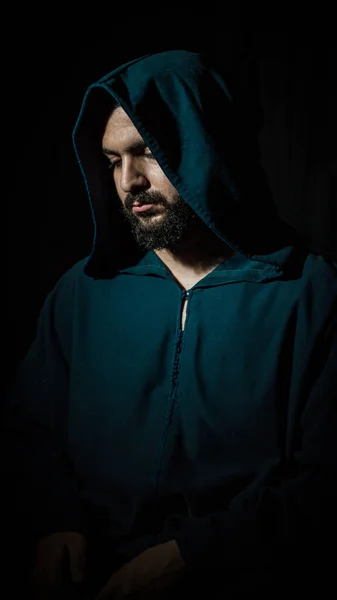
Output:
173 306 337 587
2 288 88 541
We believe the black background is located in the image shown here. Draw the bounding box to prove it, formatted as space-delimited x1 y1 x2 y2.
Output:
3 8 337 597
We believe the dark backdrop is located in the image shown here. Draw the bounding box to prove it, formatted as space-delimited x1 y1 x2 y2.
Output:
3 13 337 597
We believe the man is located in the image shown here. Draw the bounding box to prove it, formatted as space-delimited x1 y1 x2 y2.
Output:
4 50 337 598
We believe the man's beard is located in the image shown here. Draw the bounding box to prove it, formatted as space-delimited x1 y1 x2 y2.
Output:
119 190 195 251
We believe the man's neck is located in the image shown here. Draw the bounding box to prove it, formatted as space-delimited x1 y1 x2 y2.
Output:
154 226 234 289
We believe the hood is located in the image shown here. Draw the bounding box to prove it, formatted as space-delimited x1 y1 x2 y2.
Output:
72 50 300 279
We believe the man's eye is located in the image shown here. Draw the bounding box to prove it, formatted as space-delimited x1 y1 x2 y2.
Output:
108 153 154 170
108 160 122 170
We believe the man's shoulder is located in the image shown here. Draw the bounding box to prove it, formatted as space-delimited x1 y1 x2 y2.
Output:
54 256 91 288
44 257 93 309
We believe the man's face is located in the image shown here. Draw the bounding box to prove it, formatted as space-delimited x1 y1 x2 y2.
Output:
102 107 195 251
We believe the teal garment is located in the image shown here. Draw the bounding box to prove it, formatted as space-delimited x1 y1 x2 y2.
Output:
4 51 337 585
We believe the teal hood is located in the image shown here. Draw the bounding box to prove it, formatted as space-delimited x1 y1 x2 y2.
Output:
72 50 298 278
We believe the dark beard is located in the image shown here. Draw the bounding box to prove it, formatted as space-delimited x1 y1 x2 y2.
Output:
119 190 195 251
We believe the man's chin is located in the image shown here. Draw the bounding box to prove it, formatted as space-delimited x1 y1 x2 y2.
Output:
135 208 165 221
120 198 195 250
138 218 165 230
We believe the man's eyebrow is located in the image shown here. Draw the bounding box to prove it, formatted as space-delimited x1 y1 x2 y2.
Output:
102 140 148 156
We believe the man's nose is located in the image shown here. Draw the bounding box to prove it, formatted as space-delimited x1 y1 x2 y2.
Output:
119 161 149 193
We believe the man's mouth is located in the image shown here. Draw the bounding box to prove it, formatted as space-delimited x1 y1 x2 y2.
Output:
132 204 154 213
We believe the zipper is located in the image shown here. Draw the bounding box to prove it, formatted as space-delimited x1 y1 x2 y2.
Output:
180 290 190 331
154 290 190 493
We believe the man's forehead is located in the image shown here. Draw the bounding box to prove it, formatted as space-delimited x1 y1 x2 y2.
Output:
106 106 138 132
102 106 143 147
